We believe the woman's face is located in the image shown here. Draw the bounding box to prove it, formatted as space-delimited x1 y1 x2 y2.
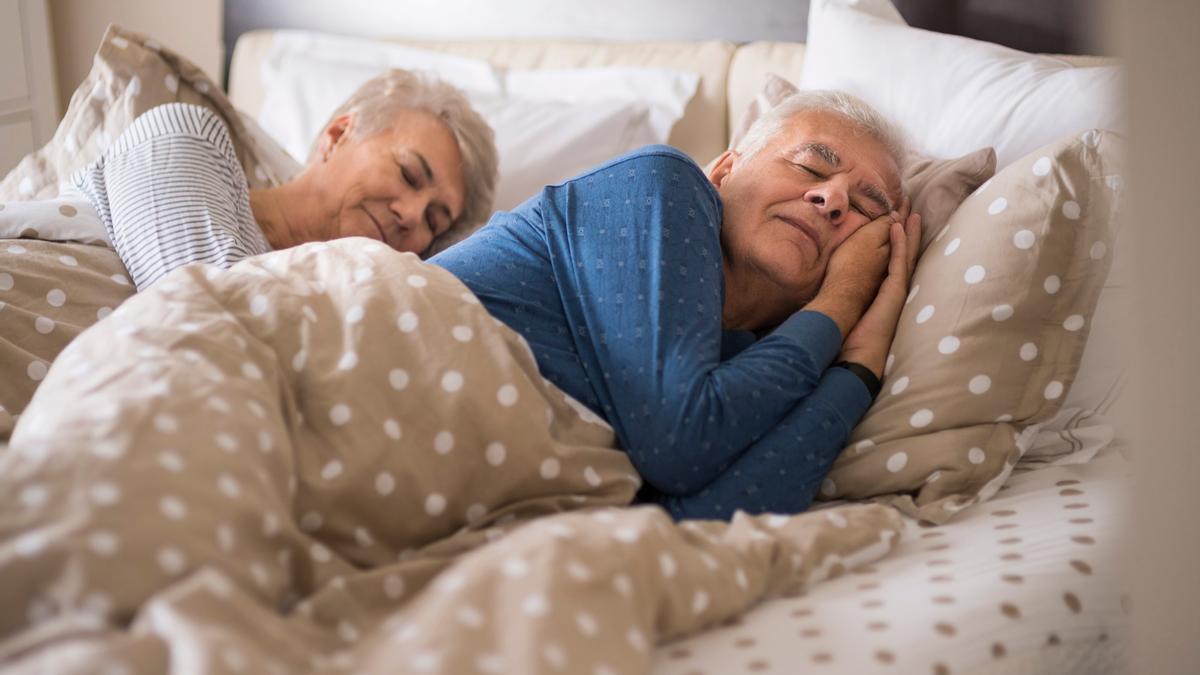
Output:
312 109 465 254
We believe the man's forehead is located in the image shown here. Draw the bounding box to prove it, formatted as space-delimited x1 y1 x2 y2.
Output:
776 115 902 204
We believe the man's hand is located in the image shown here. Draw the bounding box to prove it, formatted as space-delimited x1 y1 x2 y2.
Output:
840 198 922 379
803 209 896 338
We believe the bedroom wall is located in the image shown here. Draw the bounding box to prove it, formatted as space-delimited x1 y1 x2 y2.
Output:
895 0 1106 55
46 0 222 113
223 0 1102 52
1119 0 1200 671
223 0 812 43
222 0 1106 88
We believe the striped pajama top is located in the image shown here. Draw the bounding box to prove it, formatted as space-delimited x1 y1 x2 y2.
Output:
72 103 272 290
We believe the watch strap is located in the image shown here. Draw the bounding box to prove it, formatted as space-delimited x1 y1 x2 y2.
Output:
833 360 882 400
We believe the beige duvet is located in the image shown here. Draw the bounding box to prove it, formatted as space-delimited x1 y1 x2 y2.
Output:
0 239 902 673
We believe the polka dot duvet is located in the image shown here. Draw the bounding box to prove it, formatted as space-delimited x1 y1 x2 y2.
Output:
0 238 903 674
0 232 136 439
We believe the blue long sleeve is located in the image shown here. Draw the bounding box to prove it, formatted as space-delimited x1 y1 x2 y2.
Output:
431 146 870 518
647 366 873 520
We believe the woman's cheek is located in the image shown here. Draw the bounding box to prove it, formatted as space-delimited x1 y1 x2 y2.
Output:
337 210 373 241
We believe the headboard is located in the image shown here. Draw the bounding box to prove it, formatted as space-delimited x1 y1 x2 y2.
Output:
224 0 1115 168
223 0 1108 81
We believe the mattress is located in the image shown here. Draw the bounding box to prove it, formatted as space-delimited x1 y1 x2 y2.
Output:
652 444 1131 674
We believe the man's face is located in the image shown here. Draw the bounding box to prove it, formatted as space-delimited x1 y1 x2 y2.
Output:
712 110 901 312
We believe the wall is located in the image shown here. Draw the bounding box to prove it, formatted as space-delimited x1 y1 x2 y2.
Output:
223 0 811 43
47 0 222 112
895 0 1106 55
1116 0 1200 671
0 0 59 176
223 0 1105 87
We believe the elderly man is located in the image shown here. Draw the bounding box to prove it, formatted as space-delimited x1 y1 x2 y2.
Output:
431 90 921 520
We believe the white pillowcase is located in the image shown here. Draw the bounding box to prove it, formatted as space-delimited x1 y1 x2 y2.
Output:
798 1 1126 465
257 30 699 212
800 0 1123 169
0 188 109 245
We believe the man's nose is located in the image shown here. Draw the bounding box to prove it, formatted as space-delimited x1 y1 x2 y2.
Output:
806 185 847 225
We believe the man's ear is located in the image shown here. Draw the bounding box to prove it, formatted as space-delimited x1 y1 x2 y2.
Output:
316 113 354 163
707 150 739 188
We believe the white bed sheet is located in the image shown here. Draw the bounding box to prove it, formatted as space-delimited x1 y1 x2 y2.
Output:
652 445 1132 675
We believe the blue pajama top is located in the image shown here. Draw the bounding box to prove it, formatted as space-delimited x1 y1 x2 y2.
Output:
431 146 873 520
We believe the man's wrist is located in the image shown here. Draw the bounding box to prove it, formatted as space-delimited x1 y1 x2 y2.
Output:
803 290 864 339
839 350 884 380
833 360 882 399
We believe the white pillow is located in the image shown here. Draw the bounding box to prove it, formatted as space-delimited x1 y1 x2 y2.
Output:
256 31 699 212
798 1 1126 466
800 0 1123 168
474 91 680 211
258 56 494 165
257 30 504 163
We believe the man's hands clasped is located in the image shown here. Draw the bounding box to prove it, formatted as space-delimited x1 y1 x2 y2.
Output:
805 197 922 380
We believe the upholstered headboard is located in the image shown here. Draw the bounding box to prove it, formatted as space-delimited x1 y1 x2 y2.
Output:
223 0 1108 70
227 31 1112 167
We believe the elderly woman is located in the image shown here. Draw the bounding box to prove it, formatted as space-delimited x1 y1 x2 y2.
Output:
430 90 922 520
72 69 498 290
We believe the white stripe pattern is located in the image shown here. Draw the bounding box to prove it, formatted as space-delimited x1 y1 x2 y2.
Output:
72 103 271 290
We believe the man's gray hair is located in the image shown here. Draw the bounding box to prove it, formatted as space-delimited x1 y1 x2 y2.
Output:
736 89 907 173
317 69 499 250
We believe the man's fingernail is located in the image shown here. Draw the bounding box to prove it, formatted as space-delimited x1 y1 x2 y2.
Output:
890 211 899 219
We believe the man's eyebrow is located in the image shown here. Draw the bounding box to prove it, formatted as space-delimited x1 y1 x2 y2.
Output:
860 182 893 216
797 142 841 167
794 141 893 214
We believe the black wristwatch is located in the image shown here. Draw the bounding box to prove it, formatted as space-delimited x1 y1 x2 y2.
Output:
833 360 882 400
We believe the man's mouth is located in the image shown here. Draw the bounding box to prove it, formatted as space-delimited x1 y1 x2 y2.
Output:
778 215 820 254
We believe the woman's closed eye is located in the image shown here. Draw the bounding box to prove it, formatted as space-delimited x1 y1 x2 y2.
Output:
426 206 452 237
400 164 420 189
399 168 435 235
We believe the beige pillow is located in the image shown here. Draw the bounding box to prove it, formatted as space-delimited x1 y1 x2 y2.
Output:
726 73 996 249
0 24 296 203
817 129 1121 523
902 150 996 253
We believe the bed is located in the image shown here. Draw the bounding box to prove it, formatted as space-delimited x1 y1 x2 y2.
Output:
223 17 1129 670
652 447 1131 674
0 0 1128 673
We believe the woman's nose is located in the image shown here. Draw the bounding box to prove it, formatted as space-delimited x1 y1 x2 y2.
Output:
390 198 422 227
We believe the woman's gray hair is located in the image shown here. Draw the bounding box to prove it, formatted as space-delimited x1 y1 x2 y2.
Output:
736 89 907 172
317 69 499 251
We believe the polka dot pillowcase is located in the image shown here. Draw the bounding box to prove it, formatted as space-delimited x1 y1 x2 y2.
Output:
817 129 1122 524
0 24 295 203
